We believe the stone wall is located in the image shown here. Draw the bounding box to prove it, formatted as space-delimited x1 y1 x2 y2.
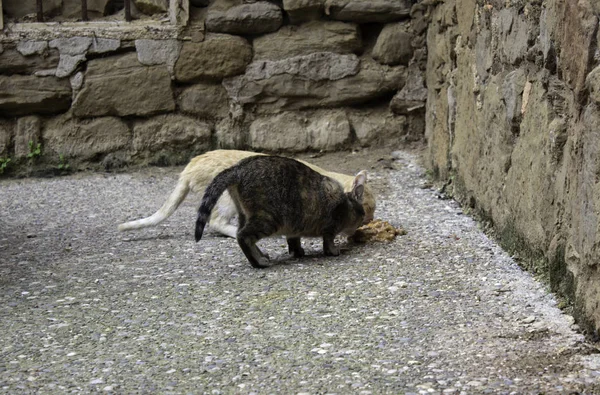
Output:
426 0 600 333
0 0 430 175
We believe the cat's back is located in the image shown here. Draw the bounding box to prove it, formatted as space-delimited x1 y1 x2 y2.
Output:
233 156 345 217
235 155 330 188
182 150 267 191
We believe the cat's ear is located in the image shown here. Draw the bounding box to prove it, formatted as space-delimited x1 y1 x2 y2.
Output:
351 170 367 202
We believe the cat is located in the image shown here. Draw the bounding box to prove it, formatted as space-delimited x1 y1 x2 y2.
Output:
118 150 376 237
195 155 367 268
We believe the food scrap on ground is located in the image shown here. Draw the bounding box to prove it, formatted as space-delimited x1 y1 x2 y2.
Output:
351 219 407 243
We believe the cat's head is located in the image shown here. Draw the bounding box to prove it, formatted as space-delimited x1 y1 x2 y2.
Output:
339 170 368 235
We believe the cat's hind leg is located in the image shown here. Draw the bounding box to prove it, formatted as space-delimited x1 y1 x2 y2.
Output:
287 237 305 258
208 194 239 238
236 217 277 268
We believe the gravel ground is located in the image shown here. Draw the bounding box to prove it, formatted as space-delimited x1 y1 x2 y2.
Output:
1 148 600 394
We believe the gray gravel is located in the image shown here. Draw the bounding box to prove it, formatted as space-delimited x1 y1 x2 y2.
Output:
1 149 600 394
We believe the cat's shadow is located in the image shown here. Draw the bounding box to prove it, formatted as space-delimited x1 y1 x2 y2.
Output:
119 233 183 242
261 244 359 268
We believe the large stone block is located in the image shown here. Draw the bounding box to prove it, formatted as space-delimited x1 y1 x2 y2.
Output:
0 48 60 75
348 108 406 147
249 110 350 152
372 22 413 66
253 21 361 61
206 1 282 35
324 0 411 23
174 34 252 83
0 75 71 117
43 116 130 160
177 83 229 119
224 57 405 112
72 53 175 118
283 0 324 23
132 115 212 155
245 52 360 82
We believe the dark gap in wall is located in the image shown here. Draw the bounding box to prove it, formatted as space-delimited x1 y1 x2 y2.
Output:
347 92 397 110
105 0 125 16
86 45 135 61
358 23 384 56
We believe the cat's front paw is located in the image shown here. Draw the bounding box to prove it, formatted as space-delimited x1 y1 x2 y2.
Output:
250 257 271 269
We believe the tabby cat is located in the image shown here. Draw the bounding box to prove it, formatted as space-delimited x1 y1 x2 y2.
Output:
195 155 367 268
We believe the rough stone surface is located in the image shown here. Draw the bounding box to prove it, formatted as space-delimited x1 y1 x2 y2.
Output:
283 0 324 23
494 8 529 66
224 59 405 112
205 1 283 35
324 0 411 23
245 52 360 82
136 39 181 72
49 37 93 56
14 116 41 160
249 110 350 151
348 109 406 146
133 0 168 15
43 116 130 160
177 83 229 119
0 48 60 75
372 22 413 66
0 75 71 117
0 121 11 157
425 0 600 332
253 21 361 61
174 34 252 83
215 112 246 149
390 65 427 115
587 65 600 104
501 69 527 126
70 72 84 99
132 115 212 154
475 27 493 83
16 41 48 56
1 150 599 393
56 54 86 78
73 53 175 118
559 0 597 98
89 38 121 55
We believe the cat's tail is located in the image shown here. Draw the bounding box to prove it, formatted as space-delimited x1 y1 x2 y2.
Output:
118 179 190 232
195 167 237 242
